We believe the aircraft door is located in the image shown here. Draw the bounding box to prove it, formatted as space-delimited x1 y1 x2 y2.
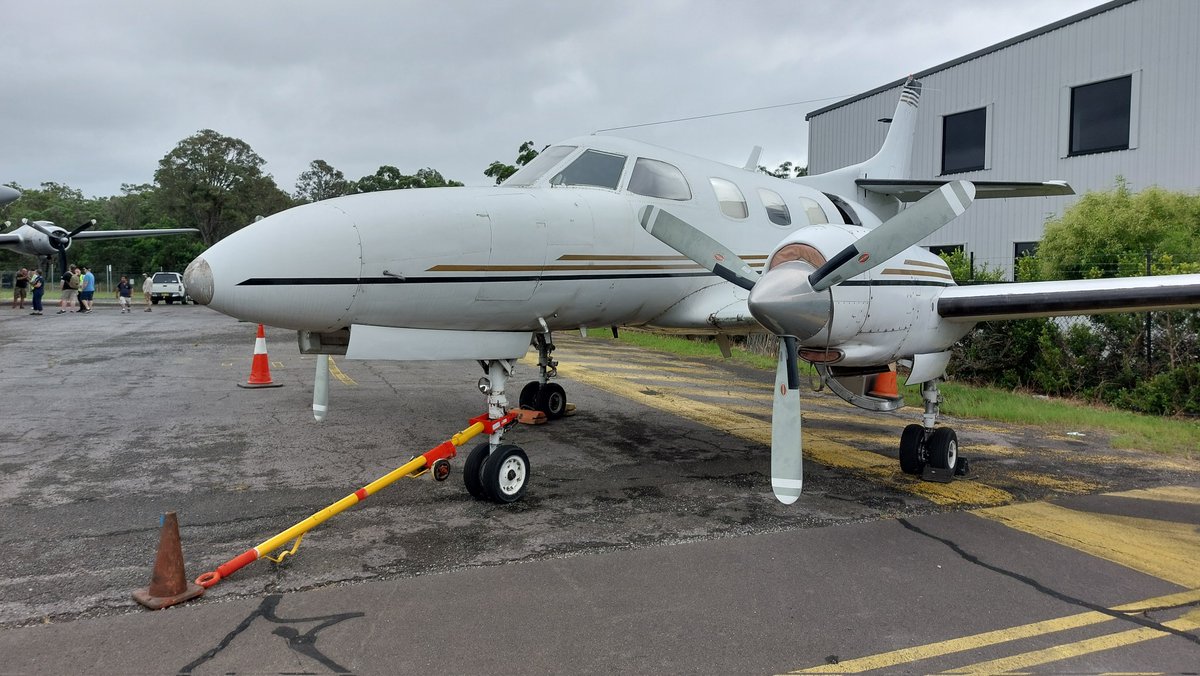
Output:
477 193 547 301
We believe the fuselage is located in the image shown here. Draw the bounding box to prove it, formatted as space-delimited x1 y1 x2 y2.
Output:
187 136 972 366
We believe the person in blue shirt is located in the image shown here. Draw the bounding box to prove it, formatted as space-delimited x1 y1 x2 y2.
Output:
79 266 96 314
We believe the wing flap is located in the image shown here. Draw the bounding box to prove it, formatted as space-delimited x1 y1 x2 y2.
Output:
938 275 1200 322
859 179 1073 202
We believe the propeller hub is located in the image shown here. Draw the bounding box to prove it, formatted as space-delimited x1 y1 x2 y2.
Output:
747 261 832 340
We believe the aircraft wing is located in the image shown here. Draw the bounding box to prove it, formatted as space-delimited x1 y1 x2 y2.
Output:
70 228 200 241
859 179 1073 202
938 274 1200 322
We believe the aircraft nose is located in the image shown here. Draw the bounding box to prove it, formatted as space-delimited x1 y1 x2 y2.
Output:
747 262 831 340
183 256 214 305
0 185 21 207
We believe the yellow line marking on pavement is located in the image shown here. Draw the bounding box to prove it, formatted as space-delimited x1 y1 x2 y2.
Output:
975 502 1200 588
940 608 1200 675
785 588 1200 674
1107 485 1200 506
1001 471 1104 494
556 362 1013 506
327 357 356 386
270 361 284 368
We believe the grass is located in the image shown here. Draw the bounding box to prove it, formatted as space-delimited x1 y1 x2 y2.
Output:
591 329 1200 457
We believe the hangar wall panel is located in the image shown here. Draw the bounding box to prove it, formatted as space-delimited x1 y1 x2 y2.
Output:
807 0 1200 276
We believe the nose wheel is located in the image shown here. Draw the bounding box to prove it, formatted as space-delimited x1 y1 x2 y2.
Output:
463 442 530 503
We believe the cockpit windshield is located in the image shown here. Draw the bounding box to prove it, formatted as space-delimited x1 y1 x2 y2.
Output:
549 149 627 190
502 145 577 186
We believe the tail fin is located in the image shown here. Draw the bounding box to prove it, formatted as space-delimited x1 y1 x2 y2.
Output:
861 77 921 179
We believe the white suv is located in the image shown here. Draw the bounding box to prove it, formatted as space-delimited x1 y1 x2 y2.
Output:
150 272 191 304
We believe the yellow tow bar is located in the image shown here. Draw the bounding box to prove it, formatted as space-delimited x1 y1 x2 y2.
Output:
196 411 517 588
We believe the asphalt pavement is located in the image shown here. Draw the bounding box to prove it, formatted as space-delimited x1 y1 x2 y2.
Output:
1 303 1197 674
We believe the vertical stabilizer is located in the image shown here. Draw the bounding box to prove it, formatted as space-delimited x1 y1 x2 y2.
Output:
864 77 921 179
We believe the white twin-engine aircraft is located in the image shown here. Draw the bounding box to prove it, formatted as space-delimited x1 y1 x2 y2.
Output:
0 185 198 271
185 79 1200 505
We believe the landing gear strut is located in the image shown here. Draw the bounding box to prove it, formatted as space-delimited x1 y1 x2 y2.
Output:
466 358 531 503
897 379 967 478
518 332 568 419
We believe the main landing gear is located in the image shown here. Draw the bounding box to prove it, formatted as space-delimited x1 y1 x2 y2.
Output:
467 358 531 503
517 332 568 420
897 379 969 479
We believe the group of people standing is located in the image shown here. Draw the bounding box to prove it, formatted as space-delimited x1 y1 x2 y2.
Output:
10 268 157 315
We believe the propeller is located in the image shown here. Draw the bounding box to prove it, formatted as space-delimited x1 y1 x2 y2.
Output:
25 218 96 274
638 180 974 503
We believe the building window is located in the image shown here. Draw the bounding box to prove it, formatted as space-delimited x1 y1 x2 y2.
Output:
757 188 791 226
627 158 691 200
941 108 986 174
1013 241 1039 281
1069 75 1131 156
709 178 748 219
928 244 964 257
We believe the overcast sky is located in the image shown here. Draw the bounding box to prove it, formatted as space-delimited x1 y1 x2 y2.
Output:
3 0 1102 199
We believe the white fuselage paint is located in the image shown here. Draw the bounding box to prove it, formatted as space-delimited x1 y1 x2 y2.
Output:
191 136 969 368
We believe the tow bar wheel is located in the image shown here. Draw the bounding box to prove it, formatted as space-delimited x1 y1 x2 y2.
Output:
483 445 530 503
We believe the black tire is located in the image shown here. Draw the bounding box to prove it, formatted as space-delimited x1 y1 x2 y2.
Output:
482 445 530 503
537 382 567 420
463 442 490 499
518 381 541 409
926 427 959 471
151 299 159 305
899 424 926 475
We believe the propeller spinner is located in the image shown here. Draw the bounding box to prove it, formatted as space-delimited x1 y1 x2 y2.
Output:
639 180 974 503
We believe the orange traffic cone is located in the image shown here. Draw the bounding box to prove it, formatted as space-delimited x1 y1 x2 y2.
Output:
868 370 900 399
238 324 283 388
132 512 205 610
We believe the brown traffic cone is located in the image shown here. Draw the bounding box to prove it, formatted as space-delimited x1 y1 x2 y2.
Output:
238 323 283 388
132 512 205 610
868 370 900 399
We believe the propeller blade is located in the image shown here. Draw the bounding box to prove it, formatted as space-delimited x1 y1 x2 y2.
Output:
771 336 803 504
809 180 975 292
68 219 97 237
25 219 55 238
638 205 759 291
58 249 68 277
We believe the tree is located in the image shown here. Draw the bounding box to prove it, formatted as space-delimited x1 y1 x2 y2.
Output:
153 129 290 245
758 161 808 179
352 166 463 193
294 159 351 203
484 141 540 185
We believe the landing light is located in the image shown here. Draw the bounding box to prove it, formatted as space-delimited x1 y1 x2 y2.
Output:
477 377 492 395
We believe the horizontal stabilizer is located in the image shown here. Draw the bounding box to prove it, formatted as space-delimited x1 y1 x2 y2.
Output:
859 179 1073 202
938 274 1200 322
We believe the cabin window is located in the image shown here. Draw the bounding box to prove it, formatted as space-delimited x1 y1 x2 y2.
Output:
1069 75 1132 156
709 178 747 219
941 107 986 174
627 158 692 200
757 188 791 226
503 145 576 186
550 150 627 190
796 196 828 224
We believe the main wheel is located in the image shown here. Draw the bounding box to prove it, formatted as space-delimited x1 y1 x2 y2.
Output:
537 382 567 420
481 445 530 503
463 442 490 499
518 381 541 409
899 424 926 475
926 427 959 471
